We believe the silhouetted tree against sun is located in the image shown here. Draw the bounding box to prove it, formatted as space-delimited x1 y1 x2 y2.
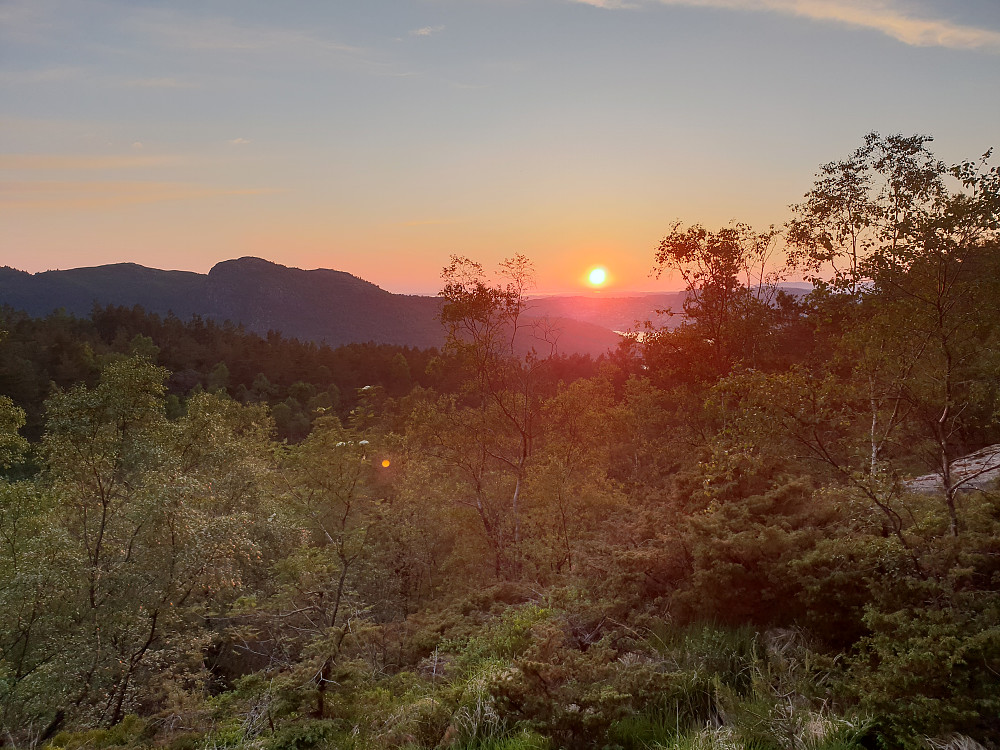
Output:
650 221 783 378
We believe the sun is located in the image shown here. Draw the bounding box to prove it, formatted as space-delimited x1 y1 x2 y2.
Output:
588 267 607 286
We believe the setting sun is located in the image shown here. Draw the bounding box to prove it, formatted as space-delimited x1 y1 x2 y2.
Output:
588 267 607 286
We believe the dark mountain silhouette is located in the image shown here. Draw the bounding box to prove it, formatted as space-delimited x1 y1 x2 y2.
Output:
203 258 445 349
0 257 645 356
0 258 445 347
0 263 207 319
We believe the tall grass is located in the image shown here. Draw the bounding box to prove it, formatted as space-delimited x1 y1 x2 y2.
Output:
608 623 872 750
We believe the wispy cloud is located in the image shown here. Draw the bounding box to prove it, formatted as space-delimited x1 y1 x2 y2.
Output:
123 8 386 72
228 138 251 146
0 154 180 170
0 0 70 44
128 12 359 55
573 0 640 8
0 66 86 85
571 0 1000 52
122 76 194 89
410 25 445 37
401 218 466 227
0 180 281 210
0 67 197 90
121 9 415 77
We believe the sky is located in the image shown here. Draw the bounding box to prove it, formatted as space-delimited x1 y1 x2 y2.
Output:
2 0 999 295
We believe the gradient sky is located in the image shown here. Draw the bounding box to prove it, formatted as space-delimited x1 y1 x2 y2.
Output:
2 0 999 294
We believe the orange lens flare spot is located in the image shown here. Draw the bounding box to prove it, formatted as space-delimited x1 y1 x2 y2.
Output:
381 459 391 468
588 267 607 285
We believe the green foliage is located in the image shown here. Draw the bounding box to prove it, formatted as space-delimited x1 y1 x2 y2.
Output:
852 575 1000 745
670 481 836 627
0 356 277 738
0 395 28 469
0 481 77 733
647 717 874 750
652 221 783 375
607 709 684 749
453 730 550 750
263 720 344 750
650 623 762 691
447 605 552 668
1 134 999 750
48 715 151 750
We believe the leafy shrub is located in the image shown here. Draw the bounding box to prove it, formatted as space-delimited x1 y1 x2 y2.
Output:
607 709 682 749
445 604 552 670
165 733 201 750
48 716 151 750
374 690 453 748
262 719 344 750
852 584 1000 747
453 730 550 750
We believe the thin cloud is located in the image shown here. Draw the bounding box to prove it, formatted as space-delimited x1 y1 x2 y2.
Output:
228 138 251 146
0 154 180 170
123 10 412 78
571 0 1000 52
122 77 194 89
0 0 71 45
401 218 466 227
1 70 198 90
132 14 359 55
125 9 372 65
572 0 640 8
410 25 445 37
0 66 85 85
1 180 282 210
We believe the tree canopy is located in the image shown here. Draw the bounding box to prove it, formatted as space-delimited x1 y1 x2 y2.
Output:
1 132 998 749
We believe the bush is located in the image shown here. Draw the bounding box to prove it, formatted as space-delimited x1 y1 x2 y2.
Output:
48 716 151 750
852 585 1000 747
263 719 345 750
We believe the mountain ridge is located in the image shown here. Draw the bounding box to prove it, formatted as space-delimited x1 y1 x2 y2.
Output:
0 257 685 356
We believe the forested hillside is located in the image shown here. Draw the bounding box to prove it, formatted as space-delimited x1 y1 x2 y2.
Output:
0 259 628 358
0 259 446 350
1 133 998 750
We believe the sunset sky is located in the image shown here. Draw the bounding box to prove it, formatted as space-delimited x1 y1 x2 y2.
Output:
2 0 999 294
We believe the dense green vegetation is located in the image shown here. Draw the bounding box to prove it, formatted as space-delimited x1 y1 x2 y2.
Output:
1 133 998 749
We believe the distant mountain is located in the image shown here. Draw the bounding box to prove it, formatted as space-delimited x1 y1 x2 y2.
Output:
528 293 687 334
203 258 445 349
0 258 445 348
0 263 208 319
0 259 812 356
0 258 630 356
527 283 812 334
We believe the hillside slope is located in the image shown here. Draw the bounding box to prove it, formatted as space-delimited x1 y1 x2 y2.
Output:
0 258 629 355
